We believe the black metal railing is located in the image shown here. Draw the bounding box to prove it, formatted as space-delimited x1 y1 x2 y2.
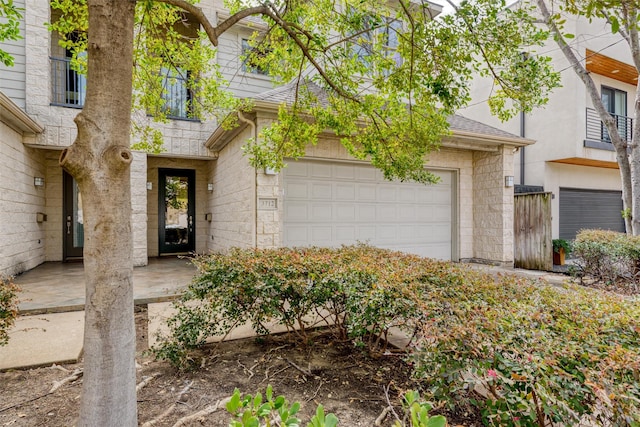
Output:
50 56 86 108
585 107 632 144
50 57 195 119
160 69 194 120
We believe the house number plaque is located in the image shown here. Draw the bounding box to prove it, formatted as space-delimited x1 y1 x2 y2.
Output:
258 198 277 210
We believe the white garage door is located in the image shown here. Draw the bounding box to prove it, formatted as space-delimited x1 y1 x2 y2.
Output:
282 160 456 260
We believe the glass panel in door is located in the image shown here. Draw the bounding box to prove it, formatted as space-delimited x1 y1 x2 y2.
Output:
601 87 627 141
63 171 84 259
159 169 195 254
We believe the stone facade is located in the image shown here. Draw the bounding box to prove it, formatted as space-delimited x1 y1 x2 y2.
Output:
209 127 257 251
0 121 46 276
471 147 514 265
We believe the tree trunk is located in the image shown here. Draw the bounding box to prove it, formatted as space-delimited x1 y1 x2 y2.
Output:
59 0 138 425
536 0 636 234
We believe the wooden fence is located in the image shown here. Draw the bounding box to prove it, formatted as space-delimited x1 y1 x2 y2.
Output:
514 192 552 271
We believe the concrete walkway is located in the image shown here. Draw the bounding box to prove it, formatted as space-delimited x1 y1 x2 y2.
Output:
1 261 572 371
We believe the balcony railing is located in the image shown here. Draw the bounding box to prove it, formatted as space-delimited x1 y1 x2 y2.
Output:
585 107 632 146
50 56 86 108
50 57 195 120
160 69 194 120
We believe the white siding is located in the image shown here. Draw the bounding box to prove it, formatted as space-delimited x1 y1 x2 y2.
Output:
0 0 26 108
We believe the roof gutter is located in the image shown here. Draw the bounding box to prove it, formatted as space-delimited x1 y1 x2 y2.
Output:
0 92 44 135
206 100 534 152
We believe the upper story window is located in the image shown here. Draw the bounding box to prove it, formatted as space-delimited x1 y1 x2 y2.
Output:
50 31 86 108
349 11 403 67
160 66 194 119
241 38 269 75
601 86 629 142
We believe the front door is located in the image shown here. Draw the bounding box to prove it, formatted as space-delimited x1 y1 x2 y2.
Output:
159 169 195 254
63 171 84 260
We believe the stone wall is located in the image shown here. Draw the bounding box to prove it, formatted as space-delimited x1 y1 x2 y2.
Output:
131 152 148 266
0 121 46 276
209 127 256 252
471 146 514 265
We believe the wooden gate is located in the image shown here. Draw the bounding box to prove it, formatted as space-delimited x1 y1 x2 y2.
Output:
514 192 552 271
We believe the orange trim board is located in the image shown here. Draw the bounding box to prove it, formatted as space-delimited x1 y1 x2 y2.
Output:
549 157 619 169
585 49 638 87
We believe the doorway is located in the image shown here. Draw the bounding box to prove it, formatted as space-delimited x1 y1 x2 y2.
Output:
158 169 195 254
63 171 84 260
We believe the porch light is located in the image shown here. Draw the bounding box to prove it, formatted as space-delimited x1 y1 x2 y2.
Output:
146 182 153 190
207 183 214 192
504 176 514 188
34 177 45 187
264 167 277 175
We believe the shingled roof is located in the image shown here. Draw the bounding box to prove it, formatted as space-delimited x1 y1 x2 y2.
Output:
252 80 523 142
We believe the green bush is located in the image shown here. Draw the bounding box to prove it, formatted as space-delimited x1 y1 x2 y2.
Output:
0 276 19 346
225 386 446 427
151 245 429 365
152 246 640 426
572 229 640 285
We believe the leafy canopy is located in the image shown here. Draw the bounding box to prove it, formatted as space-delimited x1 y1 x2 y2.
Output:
44 0 560 183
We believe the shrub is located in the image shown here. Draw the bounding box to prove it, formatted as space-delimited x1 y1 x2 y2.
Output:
0 276 19 346
571 229 640 285
225 386 446 427
151 245 430 365
408 272 640 426
152 246 640 425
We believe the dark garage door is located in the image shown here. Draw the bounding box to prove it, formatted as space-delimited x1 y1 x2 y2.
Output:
559 188 625 240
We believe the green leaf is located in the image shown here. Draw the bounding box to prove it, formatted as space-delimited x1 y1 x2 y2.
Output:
257 403 272 417
226 389 242 413
426 415 448 427
325 413 339 427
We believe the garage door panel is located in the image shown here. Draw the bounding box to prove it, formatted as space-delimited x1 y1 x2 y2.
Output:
286 161 310 177
285 226 308 245
311 183 332 199
356 167 377 181
286 182 309 199
398 205 416 220
310 204 332 221
336 204 356 221
311 226 333 242
334 164 356 180
285 202 308 221
336 183 356 200
377 225 398 240
357 226 376 240
398 188 415 202
310 162 333 178
357 185 377 200
358 205 376 221
335 226 356 242
283 160 455 260
377 205 397 221
378 186 397 202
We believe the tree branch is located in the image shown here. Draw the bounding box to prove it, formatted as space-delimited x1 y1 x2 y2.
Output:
537 0 634 231
151 0 221 46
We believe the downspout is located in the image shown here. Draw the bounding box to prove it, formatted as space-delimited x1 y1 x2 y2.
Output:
238 110 258 248
520 111 525 185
